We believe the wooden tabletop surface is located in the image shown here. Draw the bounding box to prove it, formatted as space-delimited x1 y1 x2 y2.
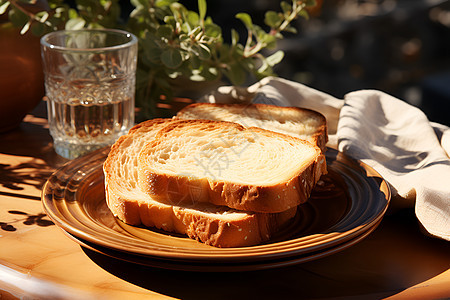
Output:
0 103 449 300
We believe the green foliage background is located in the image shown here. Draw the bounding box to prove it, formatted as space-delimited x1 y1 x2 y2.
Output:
1 0 315 118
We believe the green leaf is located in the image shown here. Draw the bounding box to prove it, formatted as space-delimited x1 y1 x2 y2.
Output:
241 56 257 71
75 0 90 11
280 1 292 16
157 24 173 39
194 43 211 60
235 12 252 29
225 62 246 85
230 43 244 58
8 8 28 29
161 48 183 69
0 1 10 15
180 22 191 35
257 59 270 74
298 9 309 20
178 33 190 42
36 11 50 23
274 31 283 39
31 22 45 36
170 2 188 19
253 25 266 40
189 26 202 37
204 16 213 25
204 23 221 38
65 17 86 30
68 8 79 19
164 16 176 27
264 11 281 28
218 43 231 60
198 0 206 21
231 29 239 46
266 50 284 66
283 24 297 34
260 33 277 49
187 11 199 26
155 0 178 8
130 0 149 8
20 21 31 35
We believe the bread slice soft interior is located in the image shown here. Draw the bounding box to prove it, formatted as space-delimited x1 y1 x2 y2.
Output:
138 120 327 213
176 103 328 152
103 119 296 247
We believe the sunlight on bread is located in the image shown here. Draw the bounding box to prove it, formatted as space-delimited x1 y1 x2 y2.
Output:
103 103 328 247
138 120 326 213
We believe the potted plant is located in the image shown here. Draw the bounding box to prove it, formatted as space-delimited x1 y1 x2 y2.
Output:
1 0 316 120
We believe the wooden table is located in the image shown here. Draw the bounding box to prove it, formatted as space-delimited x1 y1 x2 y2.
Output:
0 103 449 300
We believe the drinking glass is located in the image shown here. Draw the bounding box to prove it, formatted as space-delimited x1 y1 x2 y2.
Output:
41 29 138 159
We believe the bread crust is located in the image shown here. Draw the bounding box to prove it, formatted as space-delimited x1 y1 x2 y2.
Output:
138 120 327 213
103 118 297 247
176 102 328 152
107 184 297 247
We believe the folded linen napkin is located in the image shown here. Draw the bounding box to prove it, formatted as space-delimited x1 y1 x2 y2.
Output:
201 76 450 241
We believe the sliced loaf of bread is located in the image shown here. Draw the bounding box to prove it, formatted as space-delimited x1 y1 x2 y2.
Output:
137 119 327 213
103 119 296 247
176 103 328 152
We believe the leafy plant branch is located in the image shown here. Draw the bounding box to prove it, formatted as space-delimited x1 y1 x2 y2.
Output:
0 0 317 118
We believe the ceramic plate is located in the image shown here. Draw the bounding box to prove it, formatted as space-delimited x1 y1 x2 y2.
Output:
42 147 390 271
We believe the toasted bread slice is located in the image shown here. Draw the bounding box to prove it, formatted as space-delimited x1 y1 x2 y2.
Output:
176 103 328 152
103 119 296 247
138 120 327 213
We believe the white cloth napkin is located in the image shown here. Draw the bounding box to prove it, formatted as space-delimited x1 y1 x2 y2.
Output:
201 76 450 241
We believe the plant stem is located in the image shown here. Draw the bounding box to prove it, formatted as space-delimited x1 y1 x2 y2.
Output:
8 0 37 20
7 0 55 32
276 1 306 33
242 0 306 58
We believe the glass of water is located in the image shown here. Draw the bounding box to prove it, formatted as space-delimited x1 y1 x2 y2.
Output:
40 29 138 159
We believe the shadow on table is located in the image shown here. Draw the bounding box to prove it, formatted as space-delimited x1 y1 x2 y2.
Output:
0 104 67 198
83 208 450 300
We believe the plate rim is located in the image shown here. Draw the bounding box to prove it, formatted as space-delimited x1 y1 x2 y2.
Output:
42 147 391 265
67 218 383 272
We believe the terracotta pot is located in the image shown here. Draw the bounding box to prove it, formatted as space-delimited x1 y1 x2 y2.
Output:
0 22 45 132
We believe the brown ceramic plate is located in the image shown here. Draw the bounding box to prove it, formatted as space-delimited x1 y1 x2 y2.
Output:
42 147 390 271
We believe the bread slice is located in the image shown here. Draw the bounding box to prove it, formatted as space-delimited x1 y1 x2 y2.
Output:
138 119 327 213
103 119 297 247
176 103 328 152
